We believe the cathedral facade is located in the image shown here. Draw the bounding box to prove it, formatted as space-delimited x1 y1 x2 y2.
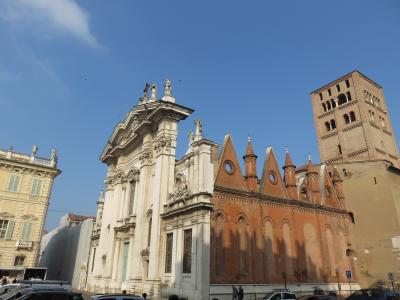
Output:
86 82 217 300
86 81 355 299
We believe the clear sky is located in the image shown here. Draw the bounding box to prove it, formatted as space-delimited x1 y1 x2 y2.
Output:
1 0 400 230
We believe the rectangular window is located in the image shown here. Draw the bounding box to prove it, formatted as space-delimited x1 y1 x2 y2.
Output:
0 220 9 239
31 178 43 196
328 88 332 96
345 79 350 88
7 174 21 192
182 229 192 273
336 84 341 92
20 222 33 241
165 233 173 273
338 145 342 155
14 256 25 266
319 93 323 100
347 91 352 101
128 181 136 215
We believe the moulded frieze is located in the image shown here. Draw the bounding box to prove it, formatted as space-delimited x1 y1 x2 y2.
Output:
154 135 172 154
139 148 153 166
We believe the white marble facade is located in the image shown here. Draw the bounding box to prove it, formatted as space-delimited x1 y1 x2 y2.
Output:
86 81 218 300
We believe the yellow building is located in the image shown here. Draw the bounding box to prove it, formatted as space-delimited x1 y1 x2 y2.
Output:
0 145 60 279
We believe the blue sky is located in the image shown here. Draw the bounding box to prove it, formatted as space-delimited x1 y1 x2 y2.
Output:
1 0 399 230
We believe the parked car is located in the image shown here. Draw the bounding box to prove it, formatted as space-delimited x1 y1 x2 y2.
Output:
90 294 145 300
0 282 71 300
347 289 400 300
16 290 83 300
0 285 20 296
297 295 336 300
16 281 71 292
261 289 297 300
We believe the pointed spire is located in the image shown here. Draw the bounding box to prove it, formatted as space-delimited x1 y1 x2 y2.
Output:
284 148 294 167
283 148 297 199
332 166 342 182
306 153 318 174
98 189 105 204
243 136 257 191
245 135 255 156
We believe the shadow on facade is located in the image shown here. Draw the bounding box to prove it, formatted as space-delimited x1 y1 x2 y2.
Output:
210 227 344 285
38 225 81 282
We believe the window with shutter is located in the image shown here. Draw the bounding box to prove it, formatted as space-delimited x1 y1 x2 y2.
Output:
7 175 21 192
31 178 42 195
0 220 9 239
20 222 33 241
5 220 14 240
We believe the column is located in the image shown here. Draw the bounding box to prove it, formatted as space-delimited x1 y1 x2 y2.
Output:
125 232 135 280
148 126 177 280
112 239 121 281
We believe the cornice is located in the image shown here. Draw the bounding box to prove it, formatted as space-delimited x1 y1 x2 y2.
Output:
213 185 349 216
161 201 213 219
100 101 193 163
0 159 61 176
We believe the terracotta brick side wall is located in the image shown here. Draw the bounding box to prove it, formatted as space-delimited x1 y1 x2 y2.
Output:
210 189 354 285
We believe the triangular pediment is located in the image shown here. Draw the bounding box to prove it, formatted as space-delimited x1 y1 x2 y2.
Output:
214 135 247 191
260 147 288 198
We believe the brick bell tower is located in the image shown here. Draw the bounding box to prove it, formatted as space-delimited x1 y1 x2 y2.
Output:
310 70 400 167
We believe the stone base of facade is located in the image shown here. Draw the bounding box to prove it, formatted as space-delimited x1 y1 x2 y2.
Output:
210 283 361 300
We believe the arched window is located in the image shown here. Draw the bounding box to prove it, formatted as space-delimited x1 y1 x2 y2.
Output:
327 101 332 110
331 99 336 108
338 93 347 106
325 122 331 132
322 103 327 112
349 111 356 122
344 114 350 124
330 119 336 130
346 91 352 101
